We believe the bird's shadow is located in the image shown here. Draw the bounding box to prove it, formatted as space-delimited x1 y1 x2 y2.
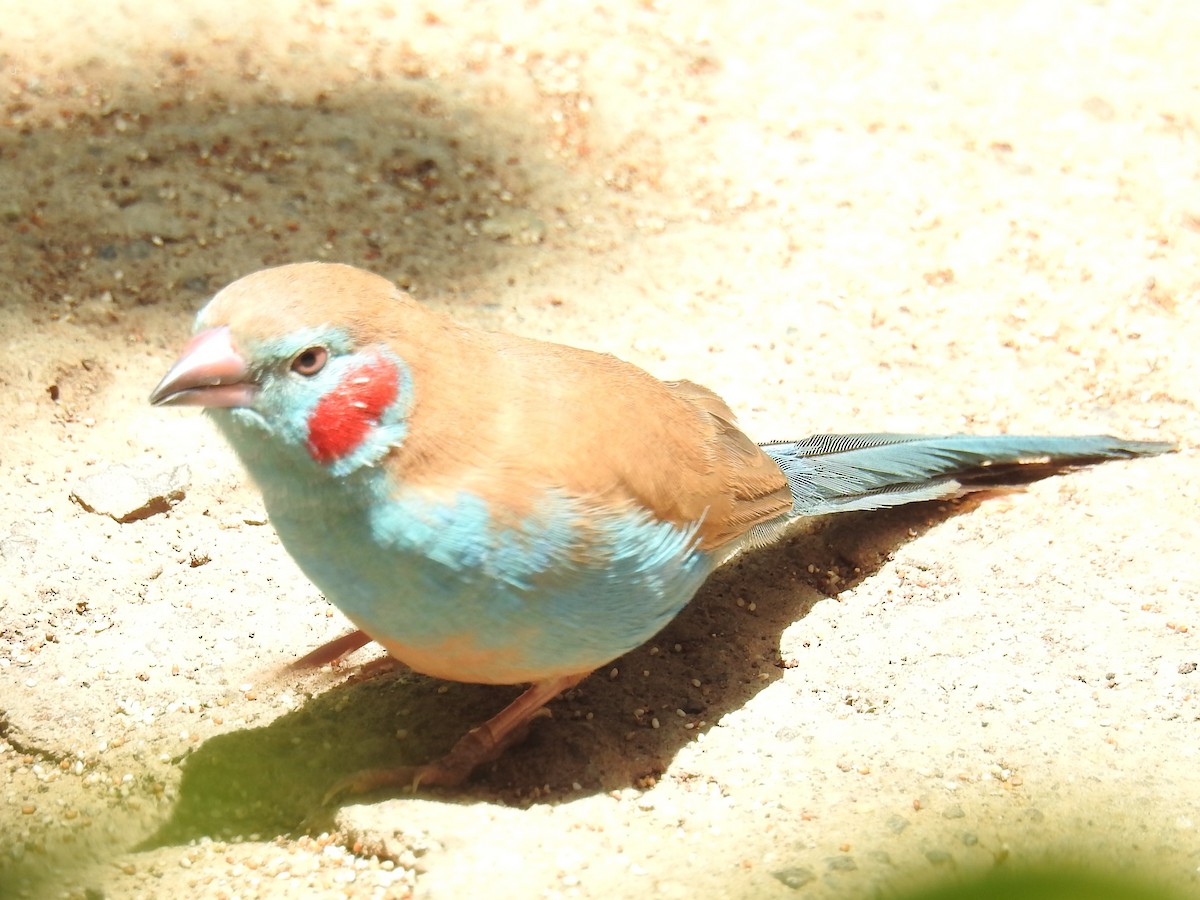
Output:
142 497 990 848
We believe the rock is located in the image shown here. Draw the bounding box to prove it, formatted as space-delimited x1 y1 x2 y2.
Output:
925 849 955 867
772 867 816 890
70 462 190 522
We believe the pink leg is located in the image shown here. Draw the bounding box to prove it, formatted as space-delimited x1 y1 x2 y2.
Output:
289 629 373 670
323 672 587 803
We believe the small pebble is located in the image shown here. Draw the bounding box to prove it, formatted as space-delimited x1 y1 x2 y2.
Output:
772 867 816 890
886 815 909 834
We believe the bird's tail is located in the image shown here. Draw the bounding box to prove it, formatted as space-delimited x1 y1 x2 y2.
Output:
759 434 1173 518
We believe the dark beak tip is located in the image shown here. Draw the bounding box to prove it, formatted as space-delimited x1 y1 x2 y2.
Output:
148 380 175 407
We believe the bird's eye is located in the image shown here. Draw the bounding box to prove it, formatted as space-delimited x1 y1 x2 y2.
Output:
291 347 328 377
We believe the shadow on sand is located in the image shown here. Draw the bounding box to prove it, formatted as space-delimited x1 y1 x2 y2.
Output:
142 497 988 847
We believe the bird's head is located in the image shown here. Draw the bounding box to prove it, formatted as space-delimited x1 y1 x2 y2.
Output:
150 262 415 477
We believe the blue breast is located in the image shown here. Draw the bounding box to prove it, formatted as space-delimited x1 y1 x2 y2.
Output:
212 407 715 683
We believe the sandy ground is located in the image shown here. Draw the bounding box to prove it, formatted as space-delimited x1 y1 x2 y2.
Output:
1 1 1198 897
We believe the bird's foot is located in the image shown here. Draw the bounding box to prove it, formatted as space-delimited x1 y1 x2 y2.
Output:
321 673 586 805
321 716 527 804
322 755 470 806
289 629 373 670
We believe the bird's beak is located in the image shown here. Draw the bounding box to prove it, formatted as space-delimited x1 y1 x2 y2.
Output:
149 325 257 408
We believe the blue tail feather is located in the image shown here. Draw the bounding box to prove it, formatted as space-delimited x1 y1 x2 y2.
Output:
760 434 1173 518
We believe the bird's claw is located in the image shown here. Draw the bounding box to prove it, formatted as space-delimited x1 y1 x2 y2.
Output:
289 629 373 670
321 759 469 806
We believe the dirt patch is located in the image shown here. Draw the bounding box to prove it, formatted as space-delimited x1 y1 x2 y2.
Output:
1 2 1197 898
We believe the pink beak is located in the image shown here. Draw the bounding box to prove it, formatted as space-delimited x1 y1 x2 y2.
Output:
149 326 257 408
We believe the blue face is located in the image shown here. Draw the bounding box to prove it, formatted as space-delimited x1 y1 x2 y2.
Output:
208 324 414 480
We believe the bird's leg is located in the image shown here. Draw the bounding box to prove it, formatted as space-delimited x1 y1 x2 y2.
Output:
323 672 587 804
289 628 373 669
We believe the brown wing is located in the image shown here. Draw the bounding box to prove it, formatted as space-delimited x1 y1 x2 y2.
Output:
384 322 792 551
658 379 794 546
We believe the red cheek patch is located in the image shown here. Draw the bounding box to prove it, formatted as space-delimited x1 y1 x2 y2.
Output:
305 354 400 465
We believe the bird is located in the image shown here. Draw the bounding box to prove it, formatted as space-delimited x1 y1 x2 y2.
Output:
149 261 1173 800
